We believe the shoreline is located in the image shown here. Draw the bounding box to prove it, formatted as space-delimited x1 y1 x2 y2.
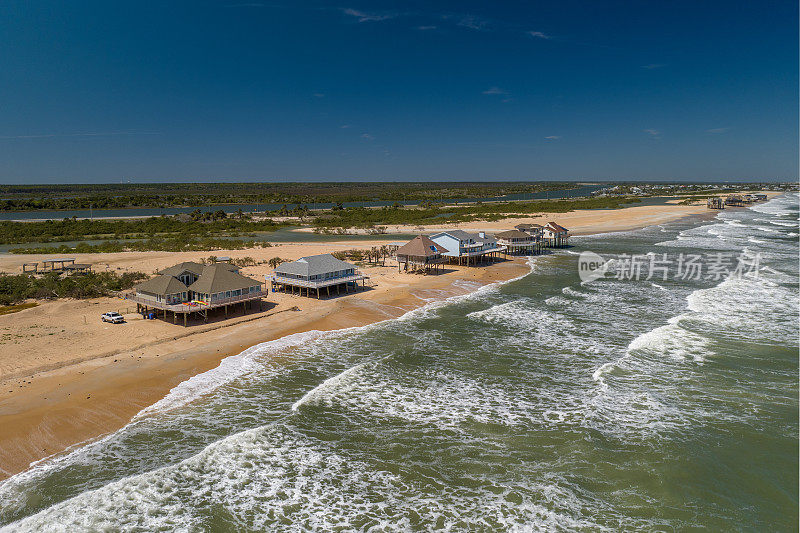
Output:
0 258 529 480
0 194 781 481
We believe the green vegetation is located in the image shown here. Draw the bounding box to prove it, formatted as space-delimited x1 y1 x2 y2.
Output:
0 216 287 245
0 182 580 211
331 247 391 265
311 196 639 231
267 257 286 269
0 195 638 253
677 195 716 204
0 271 147 306
9 237 273 255
0 302 38 315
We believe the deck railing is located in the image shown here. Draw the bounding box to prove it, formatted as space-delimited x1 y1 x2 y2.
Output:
268 272 366 289
456 245 506 257
125 290 265 312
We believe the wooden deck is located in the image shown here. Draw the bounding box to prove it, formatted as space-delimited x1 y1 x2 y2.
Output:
125 291 266 325
126 291 266 313
267 273 369 298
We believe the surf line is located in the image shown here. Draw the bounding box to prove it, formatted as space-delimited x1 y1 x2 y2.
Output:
292 356 387 412
292 257 540 413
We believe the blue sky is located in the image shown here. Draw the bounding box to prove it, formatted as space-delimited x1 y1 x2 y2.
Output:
0 0 797 183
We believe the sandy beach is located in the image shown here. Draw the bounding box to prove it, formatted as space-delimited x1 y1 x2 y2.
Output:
0 195 779 480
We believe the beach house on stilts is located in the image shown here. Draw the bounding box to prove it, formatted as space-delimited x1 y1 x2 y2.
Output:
542 222 570 248
429 230 505 265
128 262 265 326
495 229 539 256
268 253 368 298
395 235 448 273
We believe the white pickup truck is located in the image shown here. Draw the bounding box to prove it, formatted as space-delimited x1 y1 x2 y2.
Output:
101 312 125 324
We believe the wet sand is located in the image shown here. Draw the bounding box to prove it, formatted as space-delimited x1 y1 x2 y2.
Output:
0 194 779 480
0 258 528 479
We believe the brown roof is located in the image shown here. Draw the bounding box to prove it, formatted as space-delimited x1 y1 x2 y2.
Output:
188 264 261 295
396 235 448 257
495 229 532 239
545 222 569 232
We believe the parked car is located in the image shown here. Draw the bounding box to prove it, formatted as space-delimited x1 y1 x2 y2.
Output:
101 312 125 324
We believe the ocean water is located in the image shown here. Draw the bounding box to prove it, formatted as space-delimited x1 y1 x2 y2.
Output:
0 194 797 531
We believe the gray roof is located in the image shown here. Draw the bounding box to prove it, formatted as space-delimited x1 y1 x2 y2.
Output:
430 229 476 242
274 254 356 277
188 264 261 295
158 261 206 277
135 274 189 296
159 261 239 277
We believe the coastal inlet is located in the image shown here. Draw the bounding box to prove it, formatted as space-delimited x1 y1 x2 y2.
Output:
0 194 797 531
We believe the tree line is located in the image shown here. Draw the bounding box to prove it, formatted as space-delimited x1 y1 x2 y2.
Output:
0 271 147 306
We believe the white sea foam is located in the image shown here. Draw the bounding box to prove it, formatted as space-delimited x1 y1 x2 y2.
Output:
134 331 324 419
291 358 375 411
4 404 610 532
627 317 710 362
562 286 588 298
3 196 796 531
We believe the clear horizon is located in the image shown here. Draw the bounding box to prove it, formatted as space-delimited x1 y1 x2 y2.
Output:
1 0 797 183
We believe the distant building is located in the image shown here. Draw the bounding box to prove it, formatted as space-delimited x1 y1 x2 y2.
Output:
129 262 263 325
514 223 545 240
725 194 745 207
495 229 540 255
269 253 367 298
395 235 448 273
707 197 725 209
542 222 570 247
428 230 505 265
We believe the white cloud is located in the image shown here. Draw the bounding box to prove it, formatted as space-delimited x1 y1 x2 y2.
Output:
454 15 490 31
482 86 508 95
706 127 730 134
527 31 550 39
643 129 661 137
642 63 665 70
342 8 394 22
361 133 374 140
544 135 561 140
313 93 325 98
340 124 352 129
416 25 437 30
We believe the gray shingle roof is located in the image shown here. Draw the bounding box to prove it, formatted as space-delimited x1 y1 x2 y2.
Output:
159 261 238 277
158 261 206 277
432 229 475 242
188 264 261 295
135 275 189 296
274 254 356 277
